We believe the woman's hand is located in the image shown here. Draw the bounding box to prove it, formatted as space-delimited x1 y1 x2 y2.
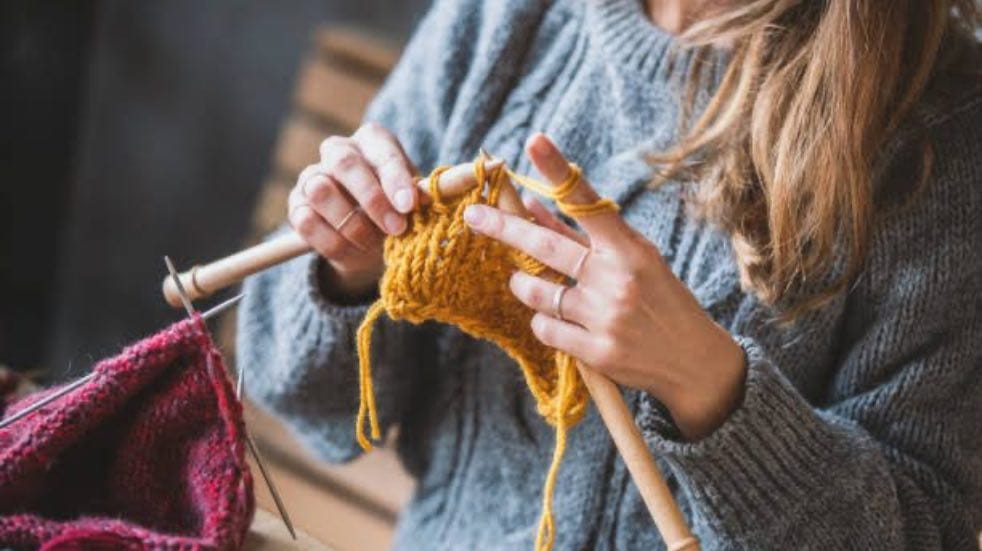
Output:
289 122 419 298
464 134 747 440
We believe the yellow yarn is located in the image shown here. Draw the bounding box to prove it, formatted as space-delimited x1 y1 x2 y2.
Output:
355 158 618 551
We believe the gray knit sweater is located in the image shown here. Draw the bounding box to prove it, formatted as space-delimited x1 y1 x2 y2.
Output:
237 1 982 549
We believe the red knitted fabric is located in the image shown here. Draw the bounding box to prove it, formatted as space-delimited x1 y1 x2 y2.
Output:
0 317 254 550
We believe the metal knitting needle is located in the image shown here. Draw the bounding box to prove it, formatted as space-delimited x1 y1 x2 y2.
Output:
0 295 245 431
238 370 297 540
165 255 196 317
0 373 93 430
165 256 297 540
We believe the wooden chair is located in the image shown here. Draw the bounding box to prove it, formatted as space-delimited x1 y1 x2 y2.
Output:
237 27 414 551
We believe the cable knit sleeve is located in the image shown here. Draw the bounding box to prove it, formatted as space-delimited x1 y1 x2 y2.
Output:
638 96 982 549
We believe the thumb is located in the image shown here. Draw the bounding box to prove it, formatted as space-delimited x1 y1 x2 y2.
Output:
523 133 628 244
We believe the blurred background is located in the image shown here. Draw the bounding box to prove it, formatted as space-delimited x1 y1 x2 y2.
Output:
1 0 430 374
2 2 431 548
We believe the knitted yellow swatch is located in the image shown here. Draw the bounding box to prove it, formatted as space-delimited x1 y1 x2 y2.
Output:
356 158 618 551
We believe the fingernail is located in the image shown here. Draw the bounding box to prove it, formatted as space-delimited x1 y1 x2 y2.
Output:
394 188 414 213
464 205 485 228
384 212 406 235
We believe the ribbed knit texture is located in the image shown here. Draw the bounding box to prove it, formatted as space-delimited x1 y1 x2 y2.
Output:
237 0 982 549
0 317 254 550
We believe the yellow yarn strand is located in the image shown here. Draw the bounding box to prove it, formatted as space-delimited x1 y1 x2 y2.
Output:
356 300 386 450
506 163 620 218
354 157 618 551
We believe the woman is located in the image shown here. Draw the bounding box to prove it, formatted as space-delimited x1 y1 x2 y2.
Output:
238 0 982 548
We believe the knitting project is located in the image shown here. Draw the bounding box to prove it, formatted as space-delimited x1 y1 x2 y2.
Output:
0 317 254 550
356 159 618 551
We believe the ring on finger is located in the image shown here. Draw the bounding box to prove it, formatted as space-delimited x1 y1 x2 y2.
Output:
335 206 362 232
571 248 590 281
552 285 570 322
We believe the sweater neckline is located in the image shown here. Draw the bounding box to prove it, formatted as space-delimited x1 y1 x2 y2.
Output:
585 0 693 81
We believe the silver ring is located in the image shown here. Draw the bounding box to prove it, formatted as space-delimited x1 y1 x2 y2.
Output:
571 248 590 281
335 206 361 231
552 285 570 322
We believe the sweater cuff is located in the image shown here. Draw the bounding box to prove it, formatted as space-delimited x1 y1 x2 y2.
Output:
302 256 375 324
637 336 853 538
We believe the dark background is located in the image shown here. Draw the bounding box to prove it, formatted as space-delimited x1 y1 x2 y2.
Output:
1 0 430 378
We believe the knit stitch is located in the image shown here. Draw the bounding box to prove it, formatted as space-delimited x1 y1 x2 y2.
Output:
237 0 982 548
356 159 616 550
0 317 254 550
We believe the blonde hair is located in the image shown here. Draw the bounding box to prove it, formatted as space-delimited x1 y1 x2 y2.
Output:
653 0 980 319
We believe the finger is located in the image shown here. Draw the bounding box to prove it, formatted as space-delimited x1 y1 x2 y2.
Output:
525 133 629 243
298 163 328 195
414 159 505 203
321 139 406 236
464 204 588 278
509 271 591 325
530 312 600 365
303 174 383 252
354 122 418 214
497 175 528 216
523 195 587 245
288 187 354 260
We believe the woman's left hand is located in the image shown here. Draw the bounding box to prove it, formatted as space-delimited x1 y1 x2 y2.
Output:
464 133 747 441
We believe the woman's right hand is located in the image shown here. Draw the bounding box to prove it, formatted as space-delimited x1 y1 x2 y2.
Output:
288 122 418 299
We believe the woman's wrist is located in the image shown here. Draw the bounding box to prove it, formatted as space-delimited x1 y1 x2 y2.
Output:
316 258 381 306
661 327 747 441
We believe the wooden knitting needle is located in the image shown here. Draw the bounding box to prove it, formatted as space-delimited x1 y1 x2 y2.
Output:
162 160 506 308
159 159 697 549
577 367 699 551
485 175 699 551
477 146 697 549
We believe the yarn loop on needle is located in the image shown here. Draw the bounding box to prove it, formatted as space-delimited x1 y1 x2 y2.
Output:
355 157 618 551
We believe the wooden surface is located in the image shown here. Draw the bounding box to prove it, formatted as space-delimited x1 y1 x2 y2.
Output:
245 401 414 551
246 508 335 551
228 27 411 551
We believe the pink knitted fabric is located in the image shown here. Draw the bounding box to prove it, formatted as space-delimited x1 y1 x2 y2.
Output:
0 317 254 550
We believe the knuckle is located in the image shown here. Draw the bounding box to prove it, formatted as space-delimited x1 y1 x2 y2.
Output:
318 135 349 158
355 121 386 137
525 282 548 310
530 232 559 259
293 209 319 236
305 177 331 203
362 190 391 215
376 152 406 176
298 164 319 184
483 209 504 234
610 273 641 304
592 338 620 370
331 148 363 173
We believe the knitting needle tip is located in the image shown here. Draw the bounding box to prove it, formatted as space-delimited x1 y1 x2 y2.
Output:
0 372 96 430
201 293 245 321
246 432 297 540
